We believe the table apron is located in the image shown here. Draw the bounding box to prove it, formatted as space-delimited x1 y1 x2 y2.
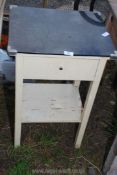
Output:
21 56 100 81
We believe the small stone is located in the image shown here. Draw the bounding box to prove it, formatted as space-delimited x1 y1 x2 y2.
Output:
110 101 115 105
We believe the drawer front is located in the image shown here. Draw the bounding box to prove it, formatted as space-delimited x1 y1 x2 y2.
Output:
22 55 99 81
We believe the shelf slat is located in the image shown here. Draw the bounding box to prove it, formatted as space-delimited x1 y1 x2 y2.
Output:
22 83 82 123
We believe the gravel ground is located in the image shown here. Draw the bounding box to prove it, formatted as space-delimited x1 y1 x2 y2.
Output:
5 0 111 16
5 0 74 11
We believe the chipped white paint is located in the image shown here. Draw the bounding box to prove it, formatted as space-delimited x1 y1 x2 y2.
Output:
22 83 82 123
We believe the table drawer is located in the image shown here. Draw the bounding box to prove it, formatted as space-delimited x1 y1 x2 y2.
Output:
21 55 99 81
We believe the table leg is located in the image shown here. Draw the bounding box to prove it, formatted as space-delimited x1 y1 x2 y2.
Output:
14 120 21 147
14 57 23 147
75 58 108 148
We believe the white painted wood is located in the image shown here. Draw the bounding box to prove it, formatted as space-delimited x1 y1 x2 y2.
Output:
15 53 108 148
21 54 101 60
74 81 80 87
75 58 109 148
15 56 23 147
0 0 6 41
22 83 82 123
17 54 99 81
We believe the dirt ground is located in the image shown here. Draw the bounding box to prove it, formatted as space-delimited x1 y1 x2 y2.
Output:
0 0 117 175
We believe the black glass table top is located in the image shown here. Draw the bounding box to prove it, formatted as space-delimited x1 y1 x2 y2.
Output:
8 6 116 57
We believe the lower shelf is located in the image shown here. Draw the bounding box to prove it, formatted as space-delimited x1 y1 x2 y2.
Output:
22 83 82 123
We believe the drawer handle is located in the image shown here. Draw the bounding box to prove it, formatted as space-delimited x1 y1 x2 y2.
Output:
59 66 63 70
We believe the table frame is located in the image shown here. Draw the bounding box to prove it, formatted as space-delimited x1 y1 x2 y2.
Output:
15 54 109 148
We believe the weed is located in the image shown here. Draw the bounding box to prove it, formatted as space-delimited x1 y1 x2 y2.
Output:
53 147 67 159
38 133 58 148
41 154 53 166
74 149 83 158
7 145 34 163
7 161 35 175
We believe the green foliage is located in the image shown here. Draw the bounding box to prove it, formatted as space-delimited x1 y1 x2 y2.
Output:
7 161 35 175
41 155 53 166
53 147 67 159
7 145 34 162
32 132 59 166
74 149 83 158
38 133 58 147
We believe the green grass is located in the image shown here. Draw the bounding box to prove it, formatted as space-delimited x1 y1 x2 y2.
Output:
53 147 67 159
7 145 34 163
74 149 84 158
33 132 70 166
36 132 58 148
7 132 76 169
7 161 35 175
41 154 54 166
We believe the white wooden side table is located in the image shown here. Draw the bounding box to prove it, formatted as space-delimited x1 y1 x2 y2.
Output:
8 7 115 148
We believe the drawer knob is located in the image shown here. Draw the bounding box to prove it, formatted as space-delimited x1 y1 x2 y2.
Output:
59 66 63 70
